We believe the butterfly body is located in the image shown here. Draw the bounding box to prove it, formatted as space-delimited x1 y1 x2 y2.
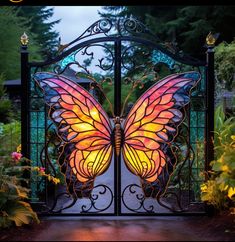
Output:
34 71 200 199
113 117 124 157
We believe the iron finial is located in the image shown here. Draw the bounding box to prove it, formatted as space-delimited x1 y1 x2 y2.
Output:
20 32 29 46
206 32 219 47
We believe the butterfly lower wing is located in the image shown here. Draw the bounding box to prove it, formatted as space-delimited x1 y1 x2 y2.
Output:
123 72 200 197
59 143 112 198
33 72 113 198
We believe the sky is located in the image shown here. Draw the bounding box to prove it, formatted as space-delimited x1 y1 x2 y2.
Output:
49 6 105 74
50 6 103 44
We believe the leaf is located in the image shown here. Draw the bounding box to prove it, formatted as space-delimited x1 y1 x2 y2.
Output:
6 201 39 227
0 216 12 228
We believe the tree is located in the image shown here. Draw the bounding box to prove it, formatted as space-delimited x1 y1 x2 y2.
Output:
99 6 235 60
0 7 41 80
215 41 235 91
15 6 60 58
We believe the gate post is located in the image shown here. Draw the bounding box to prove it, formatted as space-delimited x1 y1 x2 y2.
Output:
20 33 30 158
114 38 122 215
205 35 215 177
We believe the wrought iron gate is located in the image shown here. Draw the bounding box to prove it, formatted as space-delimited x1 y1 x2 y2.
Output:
21 18 214 215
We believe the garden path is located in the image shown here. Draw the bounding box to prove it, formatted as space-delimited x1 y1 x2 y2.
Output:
31 216 230 241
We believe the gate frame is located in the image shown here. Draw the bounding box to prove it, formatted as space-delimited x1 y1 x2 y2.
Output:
20 18 215 216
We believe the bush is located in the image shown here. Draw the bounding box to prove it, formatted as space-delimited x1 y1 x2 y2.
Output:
0 121 21 156
0 148 61 228
215 41 235 91
200 104 235 212
0 74 13 123
0 154 39 228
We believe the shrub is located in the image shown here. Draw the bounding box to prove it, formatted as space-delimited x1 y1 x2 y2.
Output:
0 74 13 123
0 154 39 228
0 121 21 156
200 104 235 212
0 150 61 228
215 41 235 91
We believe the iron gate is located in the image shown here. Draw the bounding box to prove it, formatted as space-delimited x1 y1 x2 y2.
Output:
20 18 214 215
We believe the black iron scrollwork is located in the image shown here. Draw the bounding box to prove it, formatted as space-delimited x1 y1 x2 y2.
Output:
61 19 113 50
121 18 158 39
54 43 114 75
121 184 156 213
58 18 160 52
47 184 114 214
81 185 114 213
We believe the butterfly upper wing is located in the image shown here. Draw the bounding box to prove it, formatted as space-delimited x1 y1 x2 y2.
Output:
123 72 200 197
33 72 113 197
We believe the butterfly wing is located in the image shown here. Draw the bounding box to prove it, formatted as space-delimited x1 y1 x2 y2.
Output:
33 72 113 198
123 72 200 198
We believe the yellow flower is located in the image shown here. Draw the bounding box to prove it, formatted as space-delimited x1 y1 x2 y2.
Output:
17 144 22 153
219 183 228 191
52 178 60 184
221 165 229 172
200 184 208 192
231 135 235 141
32 167 40 171
228 187 235 199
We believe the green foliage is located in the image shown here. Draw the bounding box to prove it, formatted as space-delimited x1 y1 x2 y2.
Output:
15 6 60 58
100 81 136 116
0 145 61 228
0 156 39 228
98 55 175 116
214 105 235 149
215 41 235 91
0 74 13 123
0 7 41 80
0 121 21 156
100 6 235 59
200 104 235 211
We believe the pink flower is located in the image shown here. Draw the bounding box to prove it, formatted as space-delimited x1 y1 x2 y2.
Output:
11 152 23 161
39 167 45 173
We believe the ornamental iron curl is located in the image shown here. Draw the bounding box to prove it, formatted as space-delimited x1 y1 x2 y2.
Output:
57 18 161 53
47 184 114 214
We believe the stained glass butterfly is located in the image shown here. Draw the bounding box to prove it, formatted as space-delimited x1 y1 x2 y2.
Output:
33 71 200 198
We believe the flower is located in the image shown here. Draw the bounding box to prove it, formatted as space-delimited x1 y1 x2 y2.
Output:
228 187 235 199
17 144 21 153
11 152 22 161
47 175 52 181
32 167 40 171
39 167 45 174
200 183 208 193
221 165 229 172
52 178 60 184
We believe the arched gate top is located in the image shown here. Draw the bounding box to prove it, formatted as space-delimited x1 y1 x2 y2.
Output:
29 18 205 67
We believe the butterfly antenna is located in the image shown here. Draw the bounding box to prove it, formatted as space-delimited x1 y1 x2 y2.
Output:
102 89 115 117
94 81 115 118
89 76 115 117
121 85 135 117
121 79 143 117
